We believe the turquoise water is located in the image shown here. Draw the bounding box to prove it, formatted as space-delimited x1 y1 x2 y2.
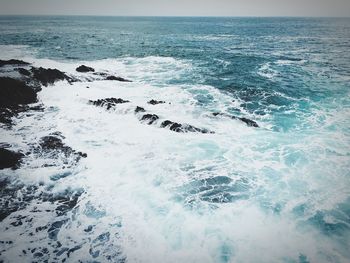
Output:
0 16 350 262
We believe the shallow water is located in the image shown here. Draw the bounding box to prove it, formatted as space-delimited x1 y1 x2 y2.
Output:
0 16 350 262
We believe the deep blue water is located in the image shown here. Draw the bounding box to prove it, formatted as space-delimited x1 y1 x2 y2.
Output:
0 16 350 263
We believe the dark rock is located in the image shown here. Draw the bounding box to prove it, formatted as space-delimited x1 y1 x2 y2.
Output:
0 108 14 124
93 72 108 77
140 114 159 124
89 97 130 110
0 77 37 107
0 59 30 67
40 136 67 151
148 99 165 105
0 148 24 170
31 67 71 86
36 136 87 167
16 68 31 76
105 76 132 82
212 112 259 128
33 252 44 258
239 117 259 127
36 225 49 232
161 120 212 134
76 65 95 73
135 106 145 113
84 225 93 232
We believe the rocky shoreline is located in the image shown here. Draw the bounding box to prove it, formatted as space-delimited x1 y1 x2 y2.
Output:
0 58 260 261
0 59 259 170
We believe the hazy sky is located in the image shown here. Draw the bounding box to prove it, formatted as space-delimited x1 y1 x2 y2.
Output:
0 0 349 17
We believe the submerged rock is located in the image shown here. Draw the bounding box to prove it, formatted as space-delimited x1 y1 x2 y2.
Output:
148 99 166 105
89 97 130 110
0 148 24 169
31 67 72 86
161 120 212 134
175 176 250 204
239 117 259 127
105 75 132 82
212 112 259 127
76 65 95 73
0 59 30 67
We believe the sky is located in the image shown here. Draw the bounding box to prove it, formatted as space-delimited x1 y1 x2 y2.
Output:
0 0 349 17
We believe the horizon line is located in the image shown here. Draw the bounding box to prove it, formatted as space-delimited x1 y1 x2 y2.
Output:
0 14 349 18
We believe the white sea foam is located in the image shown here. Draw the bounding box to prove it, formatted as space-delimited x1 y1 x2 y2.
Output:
1 47 350 262
257 62 278 80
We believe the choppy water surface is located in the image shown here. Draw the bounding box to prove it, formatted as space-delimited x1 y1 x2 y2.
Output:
0 16 350 262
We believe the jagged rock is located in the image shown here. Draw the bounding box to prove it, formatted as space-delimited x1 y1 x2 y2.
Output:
0 59 30 67
239 117 259 127
148 99 165 105
0 77 38 124
0 148 24 169
212 112 259 127
89 98 130 110
37 136 87 165
135 106 146 113
140 114 159 124
39 136 87 156
31 67 71 86
16 67 31 76
136 108 213 134
0 77 37 107
161 120 212 134
105 75 132 82
76 65 95 73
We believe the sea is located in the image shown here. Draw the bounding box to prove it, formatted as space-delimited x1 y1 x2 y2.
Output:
0 16 350 262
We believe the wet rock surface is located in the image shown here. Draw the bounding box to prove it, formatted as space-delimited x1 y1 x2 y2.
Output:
31 67 73 86
89 98 130 110
140 113 160 124
0 59 30 67
0 148 24 170
33 135 87 167
76 65 95 73
0 77 38 107
148 99 166 105
135 106 146 113
212 112 259 127
160 120 213 134
16 67 31 76
105 75 132 82
0 77 38 124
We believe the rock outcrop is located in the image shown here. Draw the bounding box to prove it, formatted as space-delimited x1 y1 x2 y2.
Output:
0 148 24 169
76 65 95 73
212 112 259 127
0 59 30 67
89 98 130 110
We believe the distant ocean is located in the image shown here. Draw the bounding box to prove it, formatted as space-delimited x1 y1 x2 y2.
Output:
0 16 350 262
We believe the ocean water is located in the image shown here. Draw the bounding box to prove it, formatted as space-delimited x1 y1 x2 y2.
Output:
0 16 350 262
